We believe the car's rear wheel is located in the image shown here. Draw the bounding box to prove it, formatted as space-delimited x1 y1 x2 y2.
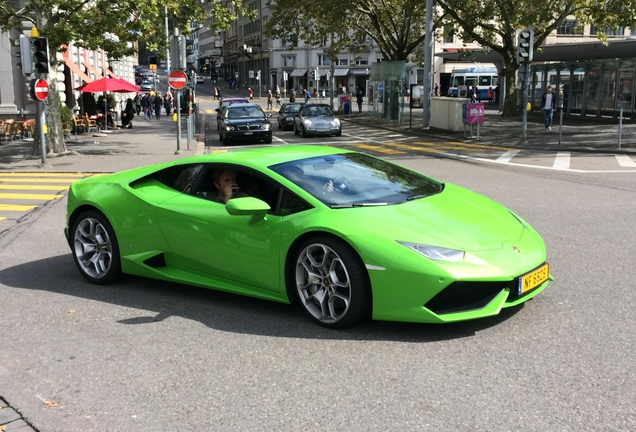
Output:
71 210 122 285
293 236 370 328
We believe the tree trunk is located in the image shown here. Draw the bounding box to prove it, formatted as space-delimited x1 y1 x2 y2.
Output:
500 56 521 117
32 68 68 156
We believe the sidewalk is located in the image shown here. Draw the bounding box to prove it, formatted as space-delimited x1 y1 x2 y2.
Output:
215 85 636 154
0 114 204 172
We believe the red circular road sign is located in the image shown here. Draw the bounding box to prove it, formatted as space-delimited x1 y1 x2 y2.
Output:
168 70 187 90
32 79 49 101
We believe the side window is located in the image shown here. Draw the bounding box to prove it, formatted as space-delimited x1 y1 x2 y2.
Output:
279 189 312 216
157 164 203 193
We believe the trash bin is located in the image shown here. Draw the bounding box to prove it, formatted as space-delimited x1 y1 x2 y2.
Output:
343 102 351 115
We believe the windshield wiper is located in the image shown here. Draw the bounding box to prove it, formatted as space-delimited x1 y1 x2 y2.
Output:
330 202 389 208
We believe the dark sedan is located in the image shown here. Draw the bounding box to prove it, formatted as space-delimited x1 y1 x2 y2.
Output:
277 102 305 130
215 97 249 129
294 103 341 137
219 103 273 144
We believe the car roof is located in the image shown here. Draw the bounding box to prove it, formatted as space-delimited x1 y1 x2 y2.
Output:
221 97 248 102
176 145 352 169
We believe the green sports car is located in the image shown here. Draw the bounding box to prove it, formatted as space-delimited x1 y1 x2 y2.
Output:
65 145 552 328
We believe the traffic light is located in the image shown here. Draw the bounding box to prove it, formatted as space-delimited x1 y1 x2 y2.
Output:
256 70 261 81
32 37 50 74
310 71 315 79
516 29 534 64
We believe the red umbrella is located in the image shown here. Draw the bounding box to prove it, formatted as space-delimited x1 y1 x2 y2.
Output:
75 77 140 131
75 76 139 93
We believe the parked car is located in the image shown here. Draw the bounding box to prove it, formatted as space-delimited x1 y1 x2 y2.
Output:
140 81 154 91
219 103 272 144
277 102 305 130
294 103 341 137
215 97 249 129
195 75 205 84
65 145 551 328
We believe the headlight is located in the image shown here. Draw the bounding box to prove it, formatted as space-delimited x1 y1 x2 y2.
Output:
332 119 341 126
260 123 271 130
303 119 312 127
398 241 465 262
224 126 231 131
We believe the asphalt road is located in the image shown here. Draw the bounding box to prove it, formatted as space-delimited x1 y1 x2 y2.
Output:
0 154 634 431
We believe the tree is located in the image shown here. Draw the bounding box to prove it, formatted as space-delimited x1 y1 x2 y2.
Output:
436 0 636 116
265 0 442 62
0 0 248 155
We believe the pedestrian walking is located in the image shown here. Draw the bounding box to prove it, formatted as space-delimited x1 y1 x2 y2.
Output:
248 87 253 100
141 93 152 120
133 93 141 116
267 90 273 110
154 93 163 119
356 87 364 113
487 87 494 104
304 88 311 103
290 89 296 103
541 85 557 131
275 86 282 108
214 86 219 100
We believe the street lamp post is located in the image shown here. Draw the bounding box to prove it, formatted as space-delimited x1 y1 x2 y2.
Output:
259 0 264 98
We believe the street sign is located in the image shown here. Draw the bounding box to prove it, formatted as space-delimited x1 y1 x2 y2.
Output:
31 79 49 101
168 70 187 90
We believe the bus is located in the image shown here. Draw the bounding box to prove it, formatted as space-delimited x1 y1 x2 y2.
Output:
448 67 499 100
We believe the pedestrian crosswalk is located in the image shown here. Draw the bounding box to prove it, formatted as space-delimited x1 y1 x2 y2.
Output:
0 173 93 223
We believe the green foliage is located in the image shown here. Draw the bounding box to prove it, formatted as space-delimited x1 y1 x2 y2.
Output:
265 0 443 61
60 103 73 125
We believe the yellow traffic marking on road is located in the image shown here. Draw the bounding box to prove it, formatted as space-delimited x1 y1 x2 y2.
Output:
0 192 63 200
415 140 513 151
0 173 89 177
350 143 406 155
0 184 69 191
0 204 37 211
0 177 78 183
205 109 215 114
383 142 446 153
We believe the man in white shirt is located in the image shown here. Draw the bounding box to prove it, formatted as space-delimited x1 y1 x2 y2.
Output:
541 86 557 130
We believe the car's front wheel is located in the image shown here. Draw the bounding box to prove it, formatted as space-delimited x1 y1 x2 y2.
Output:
71 210 122 285
293 236 370 328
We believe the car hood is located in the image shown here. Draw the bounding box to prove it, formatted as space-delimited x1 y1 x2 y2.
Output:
327 184 525 252
224 118 269 126
303 116 337 124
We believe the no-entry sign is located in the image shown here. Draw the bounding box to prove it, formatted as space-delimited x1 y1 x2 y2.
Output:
31 79 49 101
168 70 187 90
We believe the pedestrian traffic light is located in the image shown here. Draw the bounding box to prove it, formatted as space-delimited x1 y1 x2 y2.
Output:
32 37 50 74
310 71 315 79
256 70 261 81
516 29 534 64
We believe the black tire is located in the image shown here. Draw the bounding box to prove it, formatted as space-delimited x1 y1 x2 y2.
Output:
71 210 122 285
291 236 370 328
219 132 223 143
336 128 342 137
264 133 272 144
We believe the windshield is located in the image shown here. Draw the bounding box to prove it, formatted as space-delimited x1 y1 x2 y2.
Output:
283 104 303 114
302 105 334 117
226 106 265 120
270 153 444 207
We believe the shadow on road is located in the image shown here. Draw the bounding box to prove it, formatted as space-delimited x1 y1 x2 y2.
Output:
0 254 524 343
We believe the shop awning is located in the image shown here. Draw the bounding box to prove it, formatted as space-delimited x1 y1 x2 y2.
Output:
289 68 307 77
62 56 92 83
351 69 369 75
334 68 349 76
99 50 118 78
82 59 104 80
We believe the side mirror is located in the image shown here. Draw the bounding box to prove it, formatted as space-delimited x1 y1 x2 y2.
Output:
225 197 270 217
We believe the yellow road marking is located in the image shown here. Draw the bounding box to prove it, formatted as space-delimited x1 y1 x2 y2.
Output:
0 173 89 177
0 217 5 221
0 192 63 200
0 184 69 191
415 140 512 151
383 142 445 153
205 109 215 114
0 204 37 211
350 143 406 155
0 178 78 183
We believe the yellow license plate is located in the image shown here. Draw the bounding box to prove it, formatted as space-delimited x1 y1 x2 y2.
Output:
518 263 549 295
